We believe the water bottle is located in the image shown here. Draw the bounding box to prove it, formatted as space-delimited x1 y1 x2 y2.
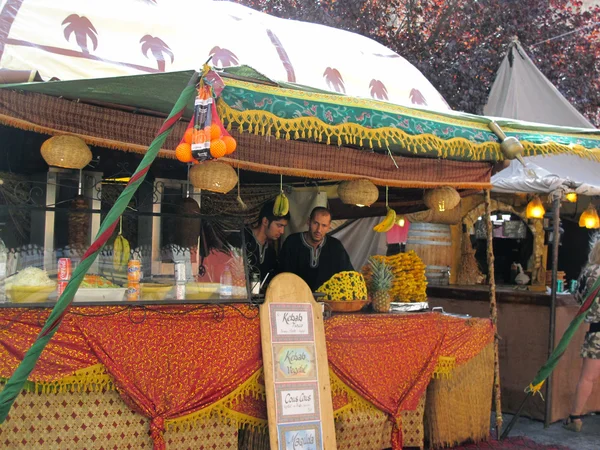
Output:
220 265 232 298
0 236 7 303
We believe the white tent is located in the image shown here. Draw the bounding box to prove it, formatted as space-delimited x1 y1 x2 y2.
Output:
0 0 449 111
486 41 600 194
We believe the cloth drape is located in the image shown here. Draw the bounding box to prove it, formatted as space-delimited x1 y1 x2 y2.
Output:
0 307 493 449
324 313 494 449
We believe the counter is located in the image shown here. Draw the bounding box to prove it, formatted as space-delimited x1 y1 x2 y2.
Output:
428 284 600 423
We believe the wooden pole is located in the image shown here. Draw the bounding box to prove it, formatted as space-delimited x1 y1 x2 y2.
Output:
485 189 503 438
544 195 561 428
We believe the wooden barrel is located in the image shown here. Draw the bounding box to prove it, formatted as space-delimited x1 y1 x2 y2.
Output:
406 223 452 284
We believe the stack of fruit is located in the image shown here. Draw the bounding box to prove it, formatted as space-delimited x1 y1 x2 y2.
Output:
362 251 427 302
316 271 368 301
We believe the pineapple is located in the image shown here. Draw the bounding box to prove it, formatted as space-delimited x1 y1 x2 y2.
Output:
368 257 394 313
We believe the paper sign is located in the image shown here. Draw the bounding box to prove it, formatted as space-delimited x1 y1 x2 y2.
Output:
270 303 314 342
273 343 317 382
275 382 320 423
278 422 323 450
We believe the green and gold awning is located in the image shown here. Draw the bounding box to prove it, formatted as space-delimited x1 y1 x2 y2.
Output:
1 67 597 163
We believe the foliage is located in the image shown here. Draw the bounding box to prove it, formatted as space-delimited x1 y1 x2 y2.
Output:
235 0 600 125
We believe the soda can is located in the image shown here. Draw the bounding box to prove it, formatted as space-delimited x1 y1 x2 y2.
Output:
127 260 141 283
175 283 186 300
57 281 68 298
127 282 140 301
557 279 564 292
57 258 72 281
174 262 186 283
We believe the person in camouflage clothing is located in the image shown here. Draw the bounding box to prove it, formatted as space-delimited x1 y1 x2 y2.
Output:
564 233 600 432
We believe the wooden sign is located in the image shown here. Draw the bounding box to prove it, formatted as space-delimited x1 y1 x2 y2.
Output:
260 273 337 450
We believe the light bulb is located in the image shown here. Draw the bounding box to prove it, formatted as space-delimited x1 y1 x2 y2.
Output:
355 204 365 208
438 200 445 212
398 216 405 227
565 192 577 203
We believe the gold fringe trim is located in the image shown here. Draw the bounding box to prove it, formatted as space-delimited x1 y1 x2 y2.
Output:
432 356 456 379
0 113 177 159
218 100 600 162
165 368 264 432
31 364 115 394
329 369 380 419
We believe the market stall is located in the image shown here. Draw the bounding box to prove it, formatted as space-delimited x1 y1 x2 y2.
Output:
0 27 599 449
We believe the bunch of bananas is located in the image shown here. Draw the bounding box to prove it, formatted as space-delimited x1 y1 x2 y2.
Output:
273 192 289 216
113 234 130 272
373 207 397 233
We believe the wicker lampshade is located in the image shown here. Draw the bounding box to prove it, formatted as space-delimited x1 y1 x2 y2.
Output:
40 136 92 169
337 179 379 207
189 161 238 194
579 203 600 229
423 186 460 212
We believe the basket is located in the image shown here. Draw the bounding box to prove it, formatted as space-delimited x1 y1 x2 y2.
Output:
337 179 379 207
40 136 93 169
141 283 173 301
189 161 238 194
186 282 220 300
423 187 460 212
8 285 56 303
321 299 370 313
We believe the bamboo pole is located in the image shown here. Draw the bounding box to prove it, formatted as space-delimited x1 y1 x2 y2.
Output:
485 189 503 438
544 195 561 427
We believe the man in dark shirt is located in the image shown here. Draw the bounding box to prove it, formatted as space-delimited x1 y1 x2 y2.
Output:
279 207 353 291
243 200 290 284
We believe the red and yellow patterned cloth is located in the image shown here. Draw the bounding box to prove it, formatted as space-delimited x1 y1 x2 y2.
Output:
0 306 493 450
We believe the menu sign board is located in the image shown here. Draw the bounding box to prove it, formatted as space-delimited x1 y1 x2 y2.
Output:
260 274 336 450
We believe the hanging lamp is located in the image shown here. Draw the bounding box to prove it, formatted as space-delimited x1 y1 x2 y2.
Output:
579 204 600 229
565 192 578 203
423 186 460 212
41 135 93 169
337 179 379 207
189 161 238 194
525 196 545 219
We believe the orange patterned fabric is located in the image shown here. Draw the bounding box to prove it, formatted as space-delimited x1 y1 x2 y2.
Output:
324 313 493 449
0 306 262 450
0 308 492 450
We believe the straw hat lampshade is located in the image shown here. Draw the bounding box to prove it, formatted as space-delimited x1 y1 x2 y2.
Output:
579 203 600 229
189 161 238 194
423 186 460 212
40 136 93 169
525 196 545 219
338 179 379 207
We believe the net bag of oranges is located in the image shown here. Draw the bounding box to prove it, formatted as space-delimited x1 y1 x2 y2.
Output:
175 82 237 164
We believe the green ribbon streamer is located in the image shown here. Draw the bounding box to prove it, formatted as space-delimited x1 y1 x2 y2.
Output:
529 276 600 391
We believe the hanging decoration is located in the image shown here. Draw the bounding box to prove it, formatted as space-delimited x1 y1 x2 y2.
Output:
273 175 289 217
338 179 379 207
423 186 460 212
41 135 93 169
373 186 397 232
189 161 238 194
175 69 237 165
525 196 545 219
579 203 600 229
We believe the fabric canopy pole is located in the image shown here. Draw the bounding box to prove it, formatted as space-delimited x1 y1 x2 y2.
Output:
0 71 200 437
485 189 503 438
